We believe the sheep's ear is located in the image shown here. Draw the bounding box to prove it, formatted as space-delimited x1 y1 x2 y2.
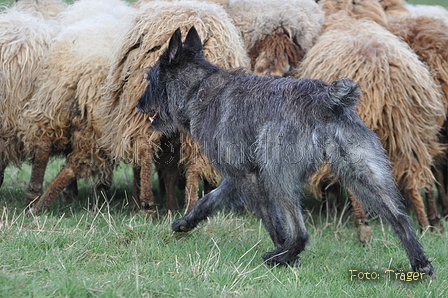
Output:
184 26 203 55
164 28 182 65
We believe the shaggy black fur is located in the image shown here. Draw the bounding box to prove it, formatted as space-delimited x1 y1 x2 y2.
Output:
137 27 434 274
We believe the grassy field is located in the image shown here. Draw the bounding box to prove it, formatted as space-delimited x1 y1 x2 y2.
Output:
1 162 448 297
1 0 448 297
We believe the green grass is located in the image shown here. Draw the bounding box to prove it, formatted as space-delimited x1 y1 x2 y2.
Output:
1 160 447 297
408 0 448 7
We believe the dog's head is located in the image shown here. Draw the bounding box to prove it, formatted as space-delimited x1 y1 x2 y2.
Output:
137 26 219 135
136 62 176 134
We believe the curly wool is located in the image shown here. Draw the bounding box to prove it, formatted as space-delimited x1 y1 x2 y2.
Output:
221 0 323 75
320 0 389 27
19 0 135 181
386 15 448 112
297 11 445 203
12 0 66 20
405 3 448 25
0 1 62 166
97 0 250 175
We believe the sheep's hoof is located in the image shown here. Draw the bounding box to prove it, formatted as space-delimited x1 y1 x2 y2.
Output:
62 189 77 203
25 206 39 217
428 216 444 232
357 224 373 243
25 191 41 206
139 208 157 219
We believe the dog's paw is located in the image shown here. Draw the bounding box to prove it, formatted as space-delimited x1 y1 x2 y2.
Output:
414 262 435 278
262 251 301 267
172 218 193 232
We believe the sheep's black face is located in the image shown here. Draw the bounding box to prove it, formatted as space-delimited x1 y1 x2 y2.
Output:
137 63 177 135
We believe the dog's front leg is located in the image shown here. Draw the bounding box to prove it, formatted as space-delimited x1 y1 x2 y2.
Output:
172 178 238 232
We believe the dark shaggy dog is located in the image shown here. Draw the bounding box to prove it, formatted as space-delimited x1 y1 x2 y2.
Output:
137 27 434 274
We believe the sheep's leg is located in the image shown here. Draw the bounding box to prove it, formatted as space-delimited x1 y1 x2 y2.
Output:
139 141 154 213
28 163 78 215
349 193 373 243
155 135 182 212
185 162 201 212
163 169 178 212
434 164 448 217
334 184 345 213
403 188 430 230
62 179 78 203
0 160 7 188
96 172 113 193
203 180 215 194
26 136 52 205
130 165 141 210
319 183 343 212
425 188 443 230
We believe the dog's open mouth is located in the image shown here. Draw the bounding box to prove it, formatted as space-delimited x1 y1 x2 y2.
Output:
149 112 157 123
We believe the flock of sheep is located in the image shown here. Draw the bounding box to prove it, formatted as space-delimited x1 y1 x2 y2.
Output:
1 0 448 241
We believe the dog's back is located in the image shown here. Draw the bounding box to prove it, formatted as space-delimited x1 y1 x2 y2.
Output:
192 70 361 172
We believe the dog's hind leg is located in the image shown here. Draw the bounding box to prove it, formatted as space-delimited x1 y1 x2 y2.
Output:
260 188 309 267
172 178 240 232
237 175 287 249
328 136 434 275
256 203 287 249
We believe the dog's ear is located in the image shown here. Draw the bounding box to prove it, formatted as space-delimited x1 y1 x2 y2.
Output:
163 28 183 65
183 26 203 55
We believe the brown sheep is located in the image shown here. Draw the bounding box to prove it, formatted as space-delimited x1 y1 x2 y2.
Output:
298 1 445 237
0 0 65 190
216 0 324 76
380 0 448 222
22 0 135 213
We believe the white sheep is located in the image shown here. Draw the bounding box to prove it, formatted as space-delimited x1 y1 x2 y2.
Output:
0 0 64 190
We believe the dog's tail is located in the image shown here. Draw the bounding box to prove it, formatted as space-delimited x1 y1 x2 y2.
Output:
326 78 360 110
